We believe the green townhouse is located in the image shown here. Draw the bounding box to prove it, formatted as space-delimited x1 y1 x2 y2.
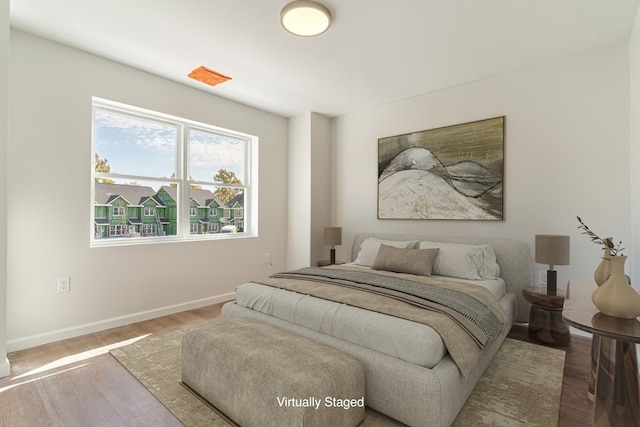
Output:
94 183 244 240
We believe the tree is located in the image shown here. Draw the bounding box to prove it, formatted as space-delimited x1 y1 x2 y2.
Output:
214 169 242 204
95 154 115 184
189 176 202 190
168 173 201 189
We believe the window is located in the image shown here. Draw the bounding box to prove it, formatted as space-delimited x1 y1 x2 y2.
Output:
110 224 125 237
91 97 256 246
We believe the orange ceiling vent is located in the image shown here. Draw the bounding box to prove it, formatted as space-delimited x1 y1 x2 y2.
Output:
188 66 232 87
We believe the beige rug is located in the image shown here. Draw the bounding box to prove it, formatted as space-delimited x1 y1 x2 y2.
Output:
110 327 565 427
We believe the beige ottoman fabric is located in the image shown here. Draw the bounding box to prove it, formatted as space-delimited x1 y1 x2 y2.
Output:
182 317 365 427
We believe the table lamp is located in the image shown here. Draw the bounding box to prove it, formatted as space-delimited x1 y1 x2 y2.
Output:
324 227 342 265
535 234 570 295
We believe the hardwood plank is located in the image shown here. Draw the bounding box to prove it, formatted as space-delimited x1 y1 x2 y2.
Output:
32 363 121 426
0 380 52 426
1 304 594 426
94 354 183 425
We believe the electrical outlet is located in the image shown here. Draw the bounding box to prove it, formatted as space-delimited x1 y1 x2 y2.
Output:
539 271 547 285
57 277 70 293
264 253 271 264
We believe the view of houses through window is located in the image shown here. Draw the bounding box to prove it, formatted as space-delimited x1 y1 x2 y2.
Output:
91 98 254 245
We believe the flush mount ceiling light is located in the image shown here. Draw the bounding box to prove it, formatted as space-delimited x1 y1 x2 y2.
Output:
281 0 331 37
188 66 232 87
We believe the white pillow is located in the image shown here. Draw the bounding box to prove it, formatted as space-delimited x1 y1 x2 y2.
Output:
354 238 417 267
479 245 501 279
418 241 500 280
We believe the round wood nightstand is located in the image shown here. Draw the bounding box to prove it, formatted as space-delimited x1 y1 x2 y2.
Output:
521 285 570 347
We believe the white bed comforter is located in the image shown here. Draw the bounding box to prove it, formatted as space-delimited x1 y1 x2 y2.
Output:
234 273 507 369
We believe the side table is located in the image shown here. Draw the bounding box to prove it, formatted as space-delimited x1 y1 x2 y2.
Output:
521 286 570 347
563 280 640 427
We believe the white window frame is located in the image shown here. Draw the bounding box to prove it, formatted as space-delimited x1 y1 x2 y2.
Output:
144 207 155 217
91 97 257 247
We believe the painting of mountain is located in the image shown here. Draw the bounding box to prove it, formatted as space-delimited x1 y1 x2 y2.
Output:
378 116 504 220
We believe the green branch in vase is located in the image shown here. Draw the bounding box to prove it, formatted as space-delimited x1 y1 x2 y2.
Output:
576 216 625 256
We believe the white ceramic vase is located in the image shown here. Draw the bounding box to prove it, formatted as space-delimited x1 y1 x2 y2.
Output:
593 239 612 286
592 256 640 319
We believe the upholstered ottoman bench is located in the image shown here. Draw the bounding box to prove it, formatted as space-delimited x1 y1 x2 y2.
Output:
182 317 365 427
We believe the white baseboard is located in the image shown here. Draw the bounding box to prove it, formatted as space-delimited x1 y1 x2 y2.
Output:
7 293 235 353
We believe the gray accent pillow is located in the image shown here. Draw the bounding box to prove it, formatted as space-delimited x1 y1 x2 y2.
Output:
372 244 440 276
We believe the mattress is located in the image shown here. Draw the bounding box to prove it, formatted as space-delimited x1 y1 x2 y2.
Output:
234 274 510 369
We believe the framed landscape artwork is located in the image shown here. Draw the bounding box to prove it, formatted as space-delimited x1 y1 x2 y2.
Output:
378 116 504 220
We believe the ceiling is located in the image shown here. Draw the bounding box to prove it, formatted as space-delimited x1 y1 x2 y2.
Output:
9 0 640 118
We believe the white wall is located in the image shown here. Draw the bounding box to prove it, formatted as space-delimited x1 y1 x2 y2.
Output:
287 113 312 269
333 45 630 292
7 30 289 351
309 113 333 264
0 0 10 377
287 111 332 269
630 7 640 284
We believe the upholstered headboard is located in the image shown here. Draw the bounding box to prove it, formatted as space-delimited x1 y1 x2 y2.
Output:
351 232 534 323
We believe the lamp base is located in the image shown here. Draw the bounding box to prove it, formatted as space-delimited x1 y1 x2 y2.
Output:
546 270 557 295
330 248 336 265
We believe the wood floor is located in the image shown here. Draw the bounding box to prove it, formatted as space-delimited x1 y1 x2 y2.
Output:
0 303 594 426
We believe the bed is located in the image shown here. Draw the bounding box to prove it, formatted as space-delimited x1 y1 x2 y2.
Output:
221 232 533 427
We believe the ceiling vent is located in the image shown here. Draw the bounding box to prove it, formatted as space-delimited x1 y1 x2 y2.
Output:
188 66 232 87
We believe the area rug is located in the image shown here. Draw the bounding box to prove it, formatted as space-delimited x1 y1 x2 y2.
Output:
110 326 565 427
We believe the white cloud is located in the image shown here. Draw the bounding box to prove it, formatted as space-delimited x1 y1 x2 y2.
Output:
96 110 177 154
189 132 245 168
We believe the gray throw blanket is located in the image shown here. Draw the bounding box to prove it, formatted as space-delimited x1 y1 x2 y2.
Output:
254 265 508 378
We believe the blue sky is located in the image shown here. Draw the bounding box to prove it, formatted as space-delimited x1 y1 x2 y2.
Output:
94 110 245 185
